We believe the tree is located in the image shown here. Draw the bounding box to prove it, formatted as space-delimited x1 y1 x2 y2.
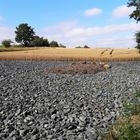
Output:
43 38 49 47
127 0 140 23
75 46 82 48
2 39 13 48
135 31 140 53
49 41 59 47
32 36 49 47
15 23 35 47
84 45 90 48
59 43 66 48
31 36 42 46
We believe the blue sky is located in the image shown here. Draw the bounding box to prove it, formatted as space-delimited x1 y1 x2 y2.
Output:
0 0 139 48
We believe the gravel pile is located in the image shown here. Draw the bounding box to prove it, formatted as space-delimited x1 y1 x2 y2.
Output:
0 61 140 140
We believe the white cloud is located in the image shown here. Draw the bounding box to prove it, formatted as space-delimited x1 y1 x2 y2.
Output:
112 5 135 18
84 8 102 16
41 21 139 48
0 26 14 43
95 37 136 48
44 20 78 33
66 23 140 37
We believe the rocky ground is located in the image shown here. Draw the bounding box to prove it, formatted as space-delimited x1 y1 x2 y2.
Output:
0 60 140 140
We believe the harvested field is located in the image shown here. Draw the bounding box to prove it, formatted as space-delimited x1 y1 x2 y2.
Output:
0 48 140 61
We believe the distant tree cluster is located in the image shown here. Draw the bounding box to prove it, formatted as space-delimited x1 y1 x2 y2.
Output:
75 45 90 48
1 23 66 48
2 39 13 48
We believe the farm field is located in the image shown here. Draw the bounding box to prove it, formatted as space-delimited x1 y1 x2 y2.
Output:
0 47 140 61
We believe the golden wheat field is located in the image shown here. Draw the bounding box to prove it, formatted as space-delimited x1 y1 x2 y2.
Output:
0 47 140 61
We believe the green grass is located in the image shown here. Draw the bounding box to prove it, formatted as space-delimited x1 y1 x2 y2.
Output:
0 45 5 48
104 91 140 140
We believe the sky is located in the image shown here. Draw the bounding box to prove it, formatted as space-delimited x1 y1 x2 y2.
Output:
0 0 140 48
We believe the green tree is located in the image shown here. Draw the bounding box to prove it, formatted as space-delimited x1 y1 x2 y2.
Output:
84 45 90 48
32 36 49 47
31 36 41 46
127 0 140 23
135 31 140 53
75 46 82 48
2 39 13 48
43 38 49 47
59 43 66 48
15 23 35 47
50 41 59 47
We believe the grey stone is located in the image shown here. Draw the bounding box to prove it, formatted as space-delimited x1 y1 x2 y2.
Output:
0 61 140 139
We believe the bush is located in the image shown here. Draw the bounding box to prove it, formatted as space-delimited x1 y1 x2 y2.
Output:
84 45 90 48
104 91 140 140
59 43 66 48
12 44 23 48
75 46 82 48
50 41 59 47
43 38 49 47
2 39 13 48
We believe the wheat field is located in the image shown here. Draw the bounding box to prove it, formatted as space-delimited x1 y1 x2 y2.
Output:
0 47 140 61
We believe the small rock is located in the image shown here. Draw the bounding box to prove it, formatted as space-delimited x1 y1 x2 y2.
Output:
68 123 77 130
20 129 29 137
32 128 38 135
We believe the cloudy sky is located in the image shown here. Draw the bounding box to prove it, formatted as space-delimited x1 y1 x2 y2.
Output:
0 0 139 48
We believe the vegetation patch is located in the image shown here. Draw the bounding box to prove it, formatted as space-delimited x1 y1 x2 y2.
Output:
104 91 140 140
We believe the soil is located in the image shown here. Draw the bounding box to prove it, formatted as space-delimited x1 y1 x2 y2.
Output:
46 61 110 75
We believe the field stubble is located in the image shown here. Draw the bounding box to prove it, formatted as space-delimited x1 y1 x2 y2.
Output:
0 48 140 61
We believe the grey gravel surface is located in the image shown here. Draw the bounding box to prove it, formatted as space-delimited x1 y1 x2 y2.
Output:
0 61 140 140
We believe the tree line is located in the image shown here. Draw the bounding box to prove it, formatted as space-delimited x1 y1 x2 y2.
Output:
1 23 66 48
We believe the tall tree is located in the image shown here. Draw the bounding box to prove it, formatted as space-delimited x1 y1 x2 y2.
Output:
135 32 140 53
127 0 140 23
15 23 35 47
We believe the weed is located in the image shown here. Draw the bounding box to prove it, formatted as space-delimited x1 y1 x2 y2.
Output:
104 91 140 140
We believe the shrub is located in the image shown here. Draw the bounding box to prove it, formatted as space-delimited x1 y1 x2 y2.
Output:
84 45 90 48
75 46 82 48
104 91 140 140
2 39 13 48
12 44 23 48
49 41 59 47
59 43 66 48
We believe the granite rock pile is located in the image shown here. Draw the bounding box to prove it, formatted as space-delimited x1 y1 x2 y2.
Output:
0 61 140 140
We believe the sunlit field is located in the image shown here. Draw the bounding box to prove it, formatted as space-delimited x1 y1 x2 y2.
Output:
0 47 140 61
